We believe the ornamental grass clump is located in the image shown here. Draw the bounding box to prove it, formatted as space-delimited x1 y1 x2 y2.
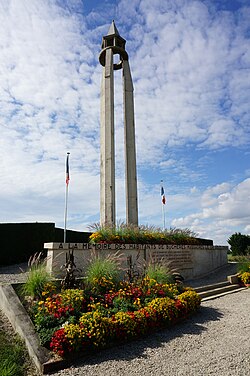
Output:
22 265 51 300
144 263 175 285
84 253 121 295
21 252 52 300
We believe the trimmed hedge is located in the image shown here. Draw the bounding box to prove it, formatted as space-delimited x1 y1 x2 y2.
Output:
0 223 91 266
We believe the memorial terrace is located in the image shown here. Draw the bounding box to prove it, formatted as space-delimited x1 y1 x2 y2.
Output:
45 242 228 280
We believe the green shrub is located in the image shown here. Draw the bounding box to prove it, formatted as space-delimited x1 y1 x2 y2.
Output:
237 262 250 274
228 254 250 262
228 232 250 256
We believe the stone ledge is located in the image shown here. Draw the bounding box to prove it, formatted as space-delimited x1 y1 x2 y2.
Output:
45 242 228 280
227 274 240 284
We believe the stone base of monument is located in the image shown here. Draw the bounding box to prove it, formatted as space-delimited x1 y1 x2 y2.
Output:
45 242 228 280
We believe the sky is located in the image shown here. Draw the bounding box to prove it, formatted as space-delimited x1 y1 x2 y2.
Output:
0 0 249 245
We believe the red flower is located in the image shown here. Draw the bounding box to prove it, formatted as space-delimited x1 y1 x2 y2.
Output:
50 328 72 357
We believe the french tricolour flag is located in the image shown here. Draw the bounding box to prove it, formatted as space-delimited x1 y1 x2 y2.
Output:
66 153 70 185
161 185 166 205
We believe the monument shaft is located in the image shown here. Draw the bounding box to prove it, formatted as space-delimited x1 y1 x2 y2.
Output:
99 21 138 226
100 48 115 225
123 60 138 225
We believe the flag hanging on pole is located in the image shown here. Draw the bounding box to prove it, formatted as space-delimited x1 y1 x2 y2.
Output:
160 180 166 230
66 153 70 185
161 185 166 205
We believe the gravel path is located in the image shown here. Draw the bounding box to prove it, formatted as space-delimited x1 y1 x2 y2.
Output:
0 262 29 283
0 263 249 376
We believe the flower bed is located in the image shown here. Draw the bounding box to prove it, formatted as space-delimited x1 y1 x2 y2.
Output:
89 223 200 245
28 278 201 358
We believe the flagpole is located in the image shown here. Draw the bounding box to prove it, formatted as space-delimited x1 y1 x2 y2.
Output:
162 201 165 230
161 180 166 230
64 152 70 243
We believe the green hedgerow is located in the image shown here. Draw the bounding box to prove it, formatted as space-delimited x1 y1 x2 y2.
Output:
237 262 250 274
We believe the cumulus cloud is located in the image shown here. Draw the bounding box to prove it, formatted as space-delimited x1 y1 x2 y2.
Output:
202 178 250 220
0 0 249 245
117 0 250 164
171 178 250 244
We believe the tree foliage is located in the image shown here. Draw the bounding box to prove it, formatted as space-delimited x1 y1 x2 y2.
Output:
228 232 250 256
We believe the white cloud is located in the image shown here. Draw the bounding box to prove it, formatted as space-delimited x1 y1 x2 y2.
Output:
118 0 250 164
244 225 250 234
0 0 249 247
169 178 250 244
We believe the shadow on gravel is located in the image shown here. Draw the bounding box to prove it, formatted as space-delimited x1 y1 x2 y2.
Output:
68 306 223 368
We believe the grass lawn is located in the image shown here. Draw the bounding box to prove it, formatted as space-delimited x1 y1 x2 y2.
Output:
0 327 32 376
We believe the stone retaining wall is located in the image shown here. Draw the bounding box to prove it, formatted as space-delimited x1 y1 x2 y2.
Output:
45 242 228 280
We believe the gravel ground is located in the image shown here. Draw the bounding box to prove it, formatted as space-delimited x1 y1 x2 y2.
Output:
0 262 29 283
0 263 249 376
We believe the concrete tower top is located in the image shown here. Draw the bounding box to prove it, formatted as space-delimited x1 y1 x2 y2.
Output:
107 20 120 36
99 20 128 69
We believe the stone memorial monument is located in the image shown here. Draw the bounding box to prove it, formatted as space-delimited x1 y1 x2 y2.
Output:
45 22 228 280
99 21 138 226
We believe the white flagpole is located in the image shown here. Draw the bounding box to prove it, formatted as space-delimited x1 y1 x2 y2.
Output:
161 180 166 230
162 202 165 230
64 152 70 243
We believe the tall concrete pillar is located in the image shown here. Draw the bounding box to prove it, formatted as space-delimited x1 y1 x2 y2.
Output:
100 48 115 225
99 21 138 227
123 60 138 226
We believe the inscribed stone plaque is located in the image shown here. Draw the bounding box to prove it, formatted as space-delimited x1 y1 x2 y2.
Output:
150 248 193 268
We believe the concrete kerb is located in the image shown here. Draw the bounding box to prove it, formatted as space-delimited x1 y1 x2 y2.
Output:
0 283 66 374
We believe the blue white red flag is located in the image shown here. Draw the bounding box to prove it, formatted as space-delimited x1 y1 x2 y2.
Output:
66 153 70 185
161 185 166 205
